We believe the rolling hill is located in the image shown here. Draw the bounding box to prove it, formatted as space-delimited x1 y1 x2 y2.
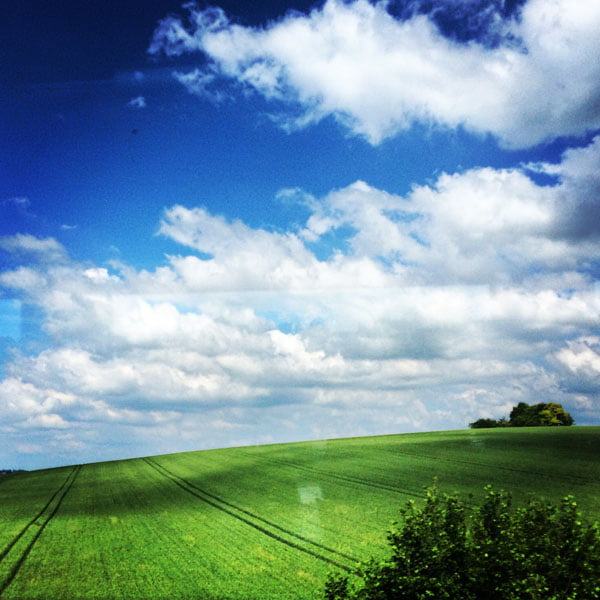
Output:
1 427 599 599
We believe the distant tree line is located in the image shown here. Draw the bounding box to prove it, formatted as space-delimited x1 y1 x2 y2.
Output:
0 469 26 476
469 402 574 429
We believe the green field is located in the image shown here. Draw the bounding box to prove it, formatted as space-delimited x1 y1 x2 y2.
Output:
1 427 599 599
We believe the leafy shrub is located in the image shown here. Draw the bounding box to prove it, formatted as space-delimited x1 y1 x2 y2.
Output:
325 484 600 600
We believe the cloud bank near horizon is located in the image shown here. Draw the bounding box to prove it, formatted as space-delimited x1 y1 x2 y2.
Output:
149 0 600 147
1 137 599 466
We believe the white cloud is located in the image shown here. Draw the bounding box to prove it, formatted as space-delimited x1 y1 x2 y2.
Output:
159 204 392 291
1 137 600 464
0 234 68 263
528 136 600 241
7 347 264 404
0 377 77 426
150 0 600 147
299 137 600 285
173 69 226 103
556 337 600 390
127 95 147 108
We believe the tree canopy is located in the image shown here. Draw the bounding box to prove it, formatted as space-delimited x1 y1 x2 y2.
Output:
469 402 573 429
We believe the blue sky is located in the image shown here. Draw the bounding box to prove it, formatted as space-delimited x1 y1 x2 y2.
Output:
1 0 599 469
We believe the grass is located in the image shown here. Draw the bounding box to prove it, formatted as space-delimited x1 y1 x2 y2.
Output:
0 426 599 599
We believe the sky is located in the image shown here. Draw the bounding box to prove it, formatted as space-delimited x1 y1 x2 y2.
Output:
1 0 599 470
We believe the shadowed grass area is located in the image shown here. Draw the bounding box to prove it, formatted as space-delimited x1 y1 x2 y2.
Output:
0 427 598 599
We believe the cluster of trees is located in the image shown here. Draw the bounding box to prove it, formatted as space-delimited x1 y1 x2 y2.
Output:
469 402 574 429
325 484 600 600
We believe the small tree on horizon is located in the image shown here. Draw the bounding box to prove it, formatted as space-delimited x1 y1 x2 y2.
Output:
469 402 574 429
468 417 499 429
509 402 574 427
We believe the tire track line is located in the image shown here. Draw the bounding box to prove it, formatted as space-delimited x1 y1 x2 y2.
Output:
146 458 358 562
243 453 425 499
380 448 597 485
0 466 77 564
0 465 81 596
143 457 357 572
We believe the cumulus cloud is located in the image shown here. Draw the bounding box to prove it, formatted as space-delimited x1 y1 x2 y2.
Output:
557 338 600 375
1 136 599 464
246 136 599 287
0 234 68 263
527 136 600 242
159 205 391 292
149 0 600 147
555 337 600 396
0 377 77 428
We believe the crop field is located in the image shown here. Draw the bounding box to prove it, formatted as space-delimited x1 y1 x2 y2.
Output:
0 427 599 599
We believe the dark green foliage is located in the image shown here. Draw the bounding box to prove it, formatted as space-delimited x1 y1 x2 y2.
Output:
470 402 574 428
469 418 499 429
509 402 536 426
325 484 600 600
510 402 574 427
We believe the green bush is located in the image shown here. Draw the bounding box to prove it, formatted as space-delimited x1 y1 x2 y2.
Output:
325 484 600 600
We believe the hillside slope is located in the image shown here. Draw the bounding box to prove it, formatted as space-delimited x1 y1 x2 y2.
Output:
1 427 599 599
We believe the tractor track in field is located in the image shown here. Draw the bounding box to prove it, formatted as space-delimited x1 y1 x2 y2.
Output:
143 457 358 572
0 465 81 596
379 447 598 486
0 466 78 563
242 453 426 500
